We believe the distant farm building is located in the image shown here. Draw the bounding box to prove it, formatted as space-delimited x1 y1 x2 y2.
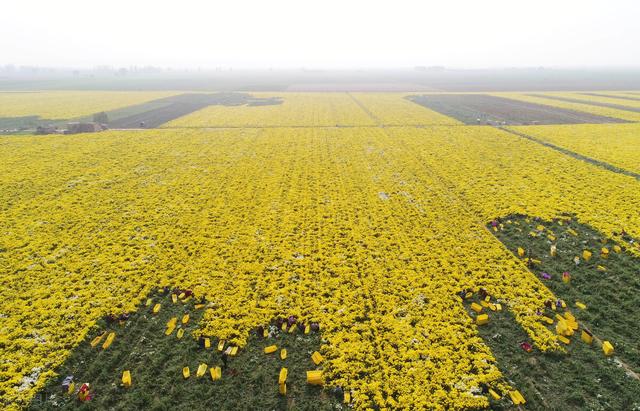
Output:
35 125 60 135
65 122 108 134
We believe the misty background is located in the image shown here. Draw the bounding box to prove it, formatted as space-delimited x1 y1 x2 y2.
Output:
1 0 639 91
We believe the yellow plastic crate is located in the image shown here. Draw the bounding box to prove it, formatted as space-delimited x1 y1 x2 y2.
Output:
476 314 489 325
279 368 288 385
307 370 323 386
122 370 131 388
311 351 324 365
210 366 222 381
102 332 116 350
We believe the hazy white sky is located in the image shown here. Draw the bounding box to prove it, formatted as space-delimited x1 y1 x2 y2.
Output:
1 0 638 69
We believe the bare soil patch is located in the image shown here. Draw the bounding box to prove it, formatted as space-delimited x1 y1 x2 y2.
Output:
407 94 629 125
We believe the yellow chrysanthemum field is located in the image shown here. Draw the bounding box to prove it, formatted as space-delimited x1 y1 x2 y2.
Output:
0 91 181 120
1 91 640 410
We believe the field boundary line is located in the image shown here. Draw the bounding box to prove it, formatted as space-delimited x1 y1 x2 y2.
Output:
496 126 640 181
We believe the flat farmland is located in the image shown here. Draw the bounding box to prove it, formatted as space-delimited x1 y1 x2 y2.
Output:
1 91 640 411
107 93 283 128
348 92 462 125
0 91 180 120
162 92 377 127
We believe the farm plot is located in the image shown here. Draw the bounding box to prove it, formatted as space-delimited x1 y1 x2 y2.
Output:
107 93 282 128
387 126 640 243
406 94 626 125
495 93 640 122
527 93 640 112
348 93 461 125
3 103 640 410
508 123 640 175
162 93 377 127
0 91 180 120
1 127 566 410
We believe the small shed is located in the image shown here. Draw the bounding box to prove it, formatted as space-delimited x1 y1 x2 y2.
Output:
65 122 107 134
35 125 59 135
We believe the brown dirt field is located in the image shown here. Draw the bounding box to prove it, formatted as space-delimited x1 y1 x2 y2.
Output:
408 94 629 125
